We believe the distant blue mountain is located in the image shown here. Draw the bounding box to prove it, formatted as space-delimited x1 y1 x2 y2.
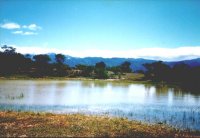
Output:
165 58 200 68
29 53 200 71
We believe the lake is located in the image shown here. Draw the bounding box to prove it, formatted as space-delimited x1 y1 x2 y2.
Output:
0 80 200 130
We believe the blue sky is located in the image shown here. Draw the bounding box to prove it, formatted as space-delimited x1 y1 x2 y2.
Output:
0 0 200 60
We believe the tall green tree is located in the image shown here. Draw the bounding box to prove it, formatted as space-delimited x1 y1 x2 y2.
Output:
95 61 108 79
143 61 171 82
120 61 132 73
95 61 106 69
54 54 69 77
33 54 51 64
1 45 16 54
33 54 51 76
55 54 65 64
0 45 29 75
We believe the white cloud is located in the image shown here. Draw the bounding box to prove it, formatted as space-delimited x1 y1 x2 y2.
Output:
23 31 38 35
22 24 41 31
0 21 41 35
12 30 23 34
12 31 37 35
0 22 20 29
10 45 200 61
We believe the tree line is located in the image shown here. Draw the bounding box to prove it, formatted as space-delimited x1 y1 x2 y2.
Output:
143 61 200 90
1 45 200 90
0 45 132 79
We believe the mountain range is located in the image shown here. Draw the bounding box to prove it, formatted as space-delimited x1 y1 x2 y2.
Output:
29 53 200 72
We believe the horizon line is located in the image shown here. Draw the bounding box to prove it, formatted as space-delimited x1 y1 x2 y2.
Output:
1 44 200 61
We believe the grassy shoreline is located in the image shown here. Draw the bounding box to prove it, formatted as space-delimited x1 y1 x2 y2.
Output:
0 74 147 85
0 111 199 137
0 74 160 84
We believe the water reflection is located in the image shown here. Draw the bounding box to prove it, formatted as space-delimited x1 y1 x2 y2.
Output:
0 80 200 130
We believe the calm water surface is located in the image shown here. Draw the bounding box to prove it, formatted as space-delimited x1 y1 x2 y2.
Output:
0 80 200 130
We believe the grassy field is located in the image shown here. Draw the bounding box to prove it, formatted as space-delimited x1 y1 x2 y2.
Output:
0 111 199 137
0 73 144 80
0 73 149 85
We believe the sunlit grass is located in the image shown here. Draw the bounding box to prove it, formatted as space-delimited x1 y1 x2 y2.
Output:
0 111 199 137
